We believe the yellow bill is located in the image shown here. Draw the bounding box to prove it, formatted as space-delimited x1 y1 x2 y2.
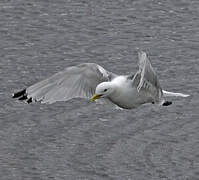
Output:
91 94 102 102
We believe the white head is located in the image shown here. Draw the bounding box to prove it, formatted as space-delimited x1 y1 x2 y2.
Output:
91 82 115 101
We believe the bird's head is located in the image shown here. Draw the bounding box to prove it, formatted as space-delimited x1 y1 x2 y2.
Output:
91 82 115 102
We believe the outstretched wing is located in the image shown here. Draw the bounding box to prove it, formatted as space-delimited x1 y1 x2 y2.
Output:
130 51 163 103
13 63 116 104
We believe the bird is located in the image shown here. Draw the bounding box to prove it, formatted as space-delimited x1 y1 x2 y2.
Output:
12 51 190 109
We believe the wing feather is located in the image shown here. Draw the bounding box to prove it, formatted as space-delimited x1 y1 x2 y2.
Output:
131 51 163 103
13 63 116 104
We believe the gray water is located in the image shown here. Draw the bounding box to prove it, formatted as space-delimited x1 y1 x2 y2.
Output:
0 0 199 179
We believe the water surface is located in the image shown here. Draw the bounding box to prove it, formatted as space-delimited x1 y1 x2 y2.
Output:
0 0 199 179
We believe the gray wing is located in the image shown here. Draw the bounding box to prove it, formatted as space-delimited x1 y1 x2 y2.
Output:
13 63 116 104
130 51 163 103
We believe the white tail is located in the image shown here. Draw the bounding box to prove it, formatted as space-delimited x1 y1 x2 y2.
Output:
163 90 190 97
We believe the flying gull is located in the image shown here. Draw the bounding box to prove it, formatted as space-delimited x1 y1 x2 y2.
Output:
13 51 189 109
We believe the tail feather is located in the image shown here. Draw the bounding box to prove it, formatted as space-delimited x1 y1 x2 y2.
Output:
163 90 190 97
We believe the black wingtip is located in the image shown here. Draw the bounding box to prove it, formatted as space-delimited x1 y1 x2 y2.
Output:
18 95 28 101
12 88 33 104
12 89 26 98
27 98 32 104
162 101 172 106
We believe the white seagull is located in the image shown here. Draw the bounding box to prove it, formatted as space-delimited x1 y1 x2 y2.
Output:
13 51 189 109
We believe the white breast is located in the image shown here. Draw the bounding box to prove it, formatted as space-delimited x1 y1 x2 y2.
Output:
109 76 152 109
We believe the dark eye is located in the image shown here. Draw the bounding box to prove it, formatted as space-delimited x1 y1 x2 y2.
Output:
104 89 107 92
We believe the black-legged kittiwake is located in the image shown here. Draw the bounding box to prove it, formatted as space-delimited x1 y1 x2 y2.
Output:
13 51 190 109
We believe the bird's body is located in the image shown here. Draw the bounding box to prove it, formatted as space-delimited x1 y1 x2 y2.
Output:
103 76 149 109
13 51 189 109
